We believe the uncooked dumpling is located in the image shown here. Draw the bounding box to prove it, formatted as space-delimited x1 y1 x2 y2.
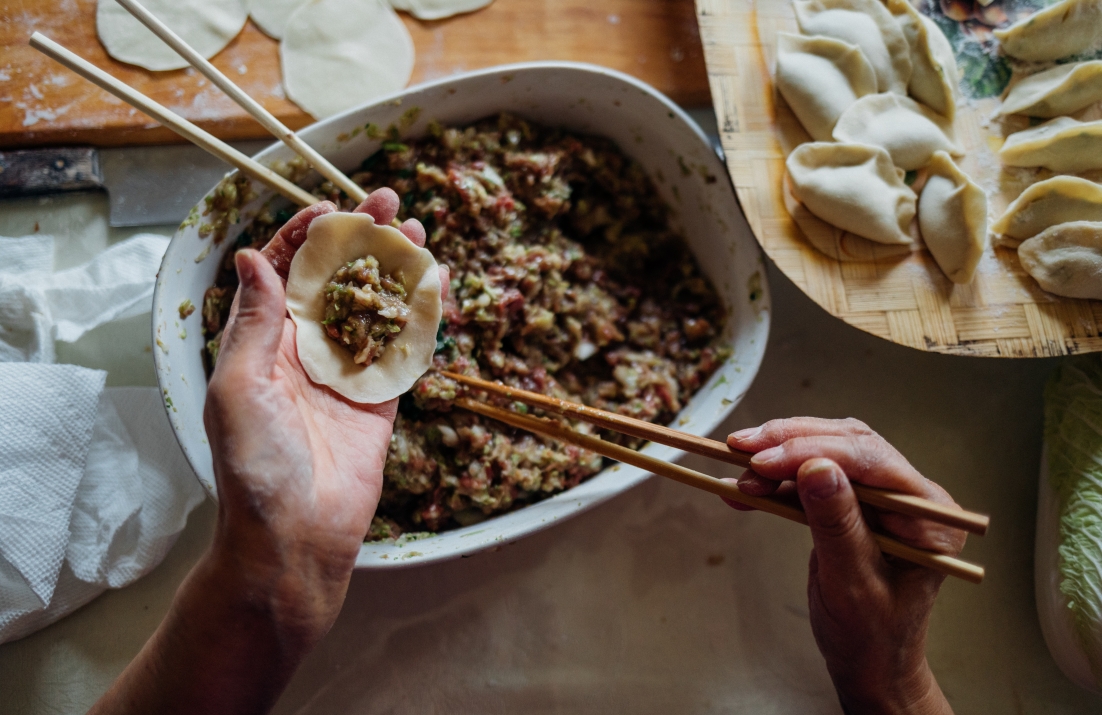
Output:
992 176 1102 246
286 212 442 404
918 151 987 284
775 32 877 142
994 0 1102 63
783 176 915 261
885 0 958 119
998 117 1102 174
246 0 307 39
793 0 912 94
96 0 247 71
390 0 491 20
832 93 962 171
998 61 1102 118
786 142 917 245
281 0 414 119
1018 222 1102 300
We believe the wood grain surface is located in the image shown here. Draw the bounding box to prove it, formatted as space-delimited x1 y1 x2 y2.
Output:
0 0 710 148
696 0 1102 358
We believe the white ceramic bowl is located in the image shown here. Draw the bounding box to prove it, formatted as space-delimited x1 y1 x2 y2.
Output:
152 62 771 568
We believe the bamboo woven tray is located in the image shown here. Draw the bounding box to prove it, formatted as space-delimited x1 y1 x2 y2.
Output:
696 0 1102 357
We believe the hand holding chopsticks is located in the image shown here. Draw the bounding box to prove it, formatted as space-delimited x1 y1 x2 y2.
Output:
443 370 987 584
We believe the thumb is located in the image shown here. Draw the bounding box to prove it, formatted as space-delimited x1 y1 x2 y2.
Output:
216 249 286 376
796 458 881 579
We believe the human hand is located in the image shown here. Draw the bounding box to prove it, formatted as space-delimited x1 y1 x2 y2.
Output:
90 190 448 715
725 418 964 715
203 188 447 646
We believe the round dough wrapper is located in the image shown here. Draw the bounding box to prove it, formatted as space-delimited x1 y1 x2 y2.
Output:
286 212 442 404
281 0 414 119
247 0 309 39
390 0 492 21
96 0 247 72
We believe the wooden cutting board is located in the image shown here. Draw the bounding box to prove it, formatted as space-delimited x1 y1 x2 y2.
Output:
0 0 710 148
697 0 1102 358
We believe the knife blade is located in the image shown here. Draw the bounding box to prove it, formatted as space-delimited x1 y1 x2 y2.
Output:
0 141 271 228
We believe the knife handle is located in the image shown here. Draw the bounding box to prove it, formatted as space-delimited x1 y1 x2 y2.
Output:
0 147 104 198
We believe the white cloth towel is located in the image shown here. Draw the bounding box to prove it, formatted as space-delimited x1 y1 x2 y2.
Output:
0 233 169 362
0 233 205 644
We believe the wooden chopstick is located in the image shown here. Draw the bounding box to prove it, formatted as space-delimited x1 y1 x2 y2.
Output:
455 397 985 584
29 32 319 209
112 0 369 203
441 370 990 536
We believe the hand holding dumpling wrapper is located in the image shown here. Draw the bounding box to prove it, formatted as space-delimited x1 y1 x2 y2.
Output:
285 212 443 404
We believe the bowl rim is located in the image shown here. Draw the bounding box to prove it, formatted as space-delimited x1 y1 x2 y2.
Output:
152 60 771 569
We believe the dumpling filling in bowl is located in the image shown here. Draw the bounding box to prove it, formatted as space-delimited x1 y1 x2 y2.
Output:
323 256 410 366
205 114 730 539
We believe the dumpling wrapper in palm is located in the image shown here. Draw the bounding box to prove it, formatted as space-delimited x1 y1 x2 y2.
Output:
286 212 443 404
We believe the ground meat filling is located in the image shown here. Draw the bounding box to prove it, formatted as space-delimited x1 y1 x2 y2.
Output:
202 114 729 539
323 256 410 366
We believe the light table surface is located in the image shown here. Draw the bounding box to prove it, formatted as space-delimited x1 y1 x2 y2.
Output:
1 192 1100 713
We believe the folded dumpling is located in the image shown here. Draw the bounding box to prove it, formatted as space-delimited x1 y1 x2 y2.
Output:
793 0 912 94
999 117 1102 173
885 0 958 119
832 93 962 170
992 176 1102 246
783 176 915 261
775 32 877 141
1018 221 1102 299
994 0 1102 63
786 142 917 245
918 151 987 284
998 61 1102 118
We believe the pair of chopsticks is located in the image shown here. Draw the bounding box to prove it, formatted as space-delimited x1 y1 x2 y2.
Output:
442 371 988 584
29 0 367 208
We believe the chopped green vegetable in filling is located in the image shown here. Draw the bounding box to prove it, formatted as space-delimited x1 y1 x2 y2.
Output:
323 255 410 366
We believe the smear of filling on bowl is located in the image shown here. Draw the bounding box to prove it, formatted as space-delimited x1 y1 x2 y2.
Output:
323 256 410 366
201 114 730 540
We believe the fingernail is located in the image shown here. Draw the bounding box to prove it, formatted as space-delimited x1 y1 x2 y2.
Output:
235 250 255 285
731 426 762 441
751 445 782 466
804 462 840 500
